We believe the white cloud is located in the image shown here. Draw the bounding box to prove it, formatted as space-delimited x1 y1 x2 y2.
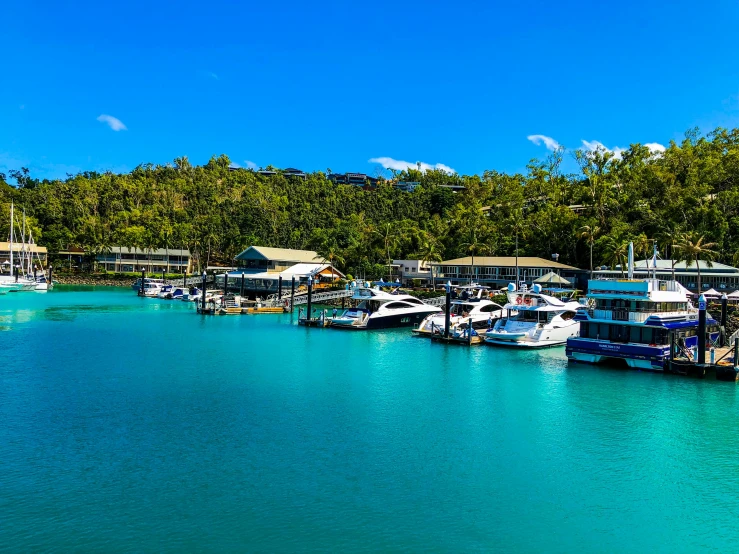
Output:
527 134 560 151
209 72 219 80
581 139 625 160
368 156 455 174
581 139 666 159
244 160 257 170
97 114 127 131
645 142 666 154
19 104 24 110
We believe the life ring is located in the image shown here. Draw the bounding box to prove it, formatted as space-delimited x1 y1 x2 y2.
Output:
516 297 523 305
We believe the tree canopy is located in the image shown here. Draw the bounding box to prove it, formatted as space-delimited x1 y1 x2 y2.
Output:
3 127 739 278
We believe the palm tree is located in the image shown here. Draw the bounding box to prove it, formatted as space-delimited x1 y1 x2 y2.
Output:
602 237 628 277
657 227 685 281
374 223 400 280
417 239 443 290
675 233 718 293
578 224 600 279
634 233 652 274
316 243 344 284
461 228 491 284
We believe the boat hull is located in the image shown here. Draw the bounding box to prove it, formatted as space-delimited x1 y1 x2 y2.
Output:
485 322 578 348
567 331 722 371
333 311 434 330
566 338 670 371
485 336 568 348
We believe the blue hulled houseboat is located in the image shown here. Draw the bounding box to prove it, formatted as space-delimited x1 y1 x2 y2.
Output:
566 277 720 371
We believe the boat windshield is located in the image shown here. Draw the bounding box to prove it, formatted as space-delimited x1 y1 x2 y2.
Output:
357 300 384 312
450 303 476 316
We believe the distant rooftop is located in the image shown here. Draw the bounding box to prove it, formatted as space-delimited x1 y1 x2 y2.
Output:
596 259 739 274
435 256 579 270
235 246 324 263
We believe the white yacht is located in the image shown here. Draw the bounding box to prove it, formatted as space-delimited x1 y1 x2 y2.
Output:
330 285 441 330
413 285 506 337
1 203 38 292
34 275 52 291
138 281 163 297
182 287 202 302
484 283 580 347
0 282 25 294
157 284 175 298
131 277 165 291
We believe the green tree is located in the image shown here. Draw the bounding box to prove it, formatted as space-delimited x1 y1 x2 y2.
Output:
578 224 601 279
602 237 628 277
675 233 718 292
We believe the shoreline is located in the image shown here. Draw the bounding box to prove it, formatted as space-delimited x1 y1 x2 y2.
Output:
53 275 142 287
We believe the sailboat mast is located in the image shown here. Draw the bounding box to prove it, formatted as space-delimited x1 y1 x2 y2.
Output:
9 203 13 276
22 208 28 275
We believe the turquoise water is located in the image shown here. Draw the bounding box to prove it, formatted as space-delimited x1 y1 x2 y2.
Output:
2 287 739 552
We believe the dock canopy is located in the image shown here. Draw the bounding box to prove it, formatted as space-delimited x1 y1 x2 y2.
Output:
534 272 571 286
703 288 721 298
726 290 739 302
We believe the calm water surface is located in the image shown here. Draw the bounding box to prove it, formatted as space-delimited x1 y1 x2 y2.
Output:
2 287 739 552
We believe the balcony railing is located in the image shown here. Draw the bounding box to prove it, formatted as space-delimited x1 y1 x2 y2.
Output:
589 308 696 322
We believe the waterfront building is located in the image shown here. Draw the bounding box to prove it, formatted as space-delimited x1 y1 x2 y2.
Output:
230 246 345 296
0 241 48 267
432 256 586 290
392 259 432 286
95 247 192 273
54 247 86 270
594 259 739 294
235 246 325 273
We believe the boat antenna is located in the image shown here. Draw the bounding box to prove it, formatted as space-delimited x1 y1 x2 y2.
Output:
627 242 634 280
515 232 519 288
652 240 658 280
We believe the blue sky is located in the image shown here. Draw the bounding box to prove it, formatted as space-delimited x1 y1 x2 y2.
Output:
3 0 739 181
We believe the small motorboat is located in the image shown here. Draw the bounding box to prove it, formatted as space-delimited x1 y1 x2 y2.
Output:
182 287 202 302
157 284 174 298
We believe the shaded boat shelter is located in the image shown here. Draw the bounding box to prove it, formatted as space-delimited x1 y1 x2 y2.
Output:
534 271 572 287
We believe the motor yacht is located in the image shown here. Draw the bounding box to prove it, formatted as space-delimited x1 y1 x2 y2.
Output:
413 284 506 337
484 283 580 347
157 284 175 298
182 287 202 302
330 285 441 329
132 277 165 292
138 281 163 297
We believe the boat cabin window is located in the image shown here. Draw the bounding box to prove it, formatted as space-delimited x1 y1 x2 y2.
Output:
384 302 410 310
404 298 424 305
594 299 688 312
517 311 549 323
580 322 669 344
479 304 500 313
560 311 576 321
360 300 384 312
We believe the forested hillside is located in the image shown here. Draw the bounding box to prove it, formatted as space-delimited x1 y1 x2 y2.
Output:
2 127 738 278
